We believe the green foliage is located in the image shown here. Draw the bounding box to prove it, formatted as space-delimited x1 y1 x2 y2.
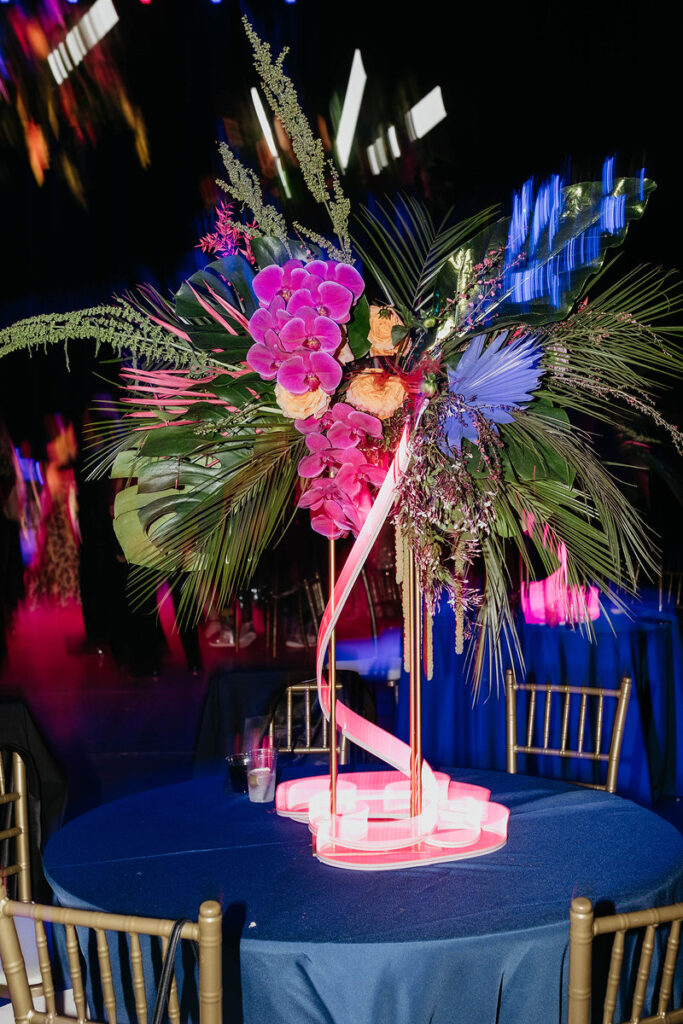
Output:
216 142 290 244
0 302 198 368
243 17 352 261
353 196 497 320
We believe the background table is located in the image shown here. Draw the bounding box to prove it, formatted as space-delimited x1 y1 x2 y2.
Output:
397 590 683 805
44 769 683 1024
193 668 373 775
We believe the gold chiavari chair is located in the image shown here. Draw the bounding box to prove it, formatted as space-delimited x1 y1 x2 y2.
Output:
268 681 349 763
0 752 32 903
505 669 632 793
0 894 222 1024
0 750 44 1008
568 896 683 1024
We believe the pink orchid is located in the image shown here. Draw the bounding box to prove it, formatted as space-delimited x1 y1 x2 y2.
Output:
288 280 354 324
326 403 383 448
294 410 334 435
279 306 341 353
246 329 288 380
247 296 289 343
306 260 365 300
299 478 364 539
277 351 342 396
252 260 311 307
297 434 351 478
336 448 387 491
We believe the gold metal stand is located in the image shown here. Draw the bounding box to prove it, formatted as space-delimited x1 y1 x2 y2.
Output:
328 539 338 818
408 549 422 817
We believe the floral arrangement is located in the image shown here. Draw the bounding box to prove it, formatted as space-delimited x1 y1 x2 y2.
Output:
2 20 682 690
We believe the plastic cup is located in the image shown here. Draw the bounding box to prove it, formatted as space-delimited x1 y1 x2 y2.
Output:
224 753 249 794
247 747 278 803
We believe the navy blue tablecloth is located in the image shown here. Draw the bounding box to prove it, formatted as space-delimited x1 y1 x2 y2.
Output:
44 769 683 1024
397 590 683 805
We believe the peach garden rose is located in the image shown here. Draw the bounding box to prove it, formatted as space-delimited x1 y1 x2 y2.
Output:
275 383 331 420
346 369 406 420
368 306 407 356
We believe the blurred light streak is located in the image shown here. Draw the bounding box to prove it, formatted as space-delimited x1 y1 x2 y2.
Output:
405 85 446 140
335 49 366 171
47 0 119 85
374 135 388 169
250 86 278 157
251 86 291 198
366 144 380 176
387 125 400 159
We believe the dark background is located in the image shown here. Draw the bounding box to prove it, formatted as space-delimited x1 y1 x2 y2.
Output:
0 0 680 450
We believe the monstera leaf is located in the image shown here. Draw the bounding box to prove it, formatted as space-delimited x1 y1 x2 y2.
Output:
111 422 305 616
175 254 258 320
251 236 323 268
436 173 655 338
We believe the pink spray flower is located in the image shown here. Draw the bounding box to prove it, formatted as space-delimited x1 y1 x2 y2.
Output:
277 351 342 396
279 306 341 353
252 260 311 307
306 260 365 300
326 402 383 448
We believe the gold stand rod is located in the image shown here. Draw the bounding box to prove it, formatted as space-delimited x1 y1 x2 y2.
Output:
408 548 422 818
328 538 338 819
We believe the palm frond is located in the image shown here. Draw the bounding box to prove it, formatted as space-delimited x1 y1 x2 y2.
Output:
353 196 497 313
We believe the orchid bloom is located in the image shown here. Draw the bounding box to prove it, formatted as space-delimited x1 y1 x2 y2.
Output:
297 434 350 478
247 296 290 342
306 260 365 300
277 351 342 396
279 306 341 353
335 447 387 491
298 477 363 539
294 411 334 435
246 329 289 380
326 403 383 448
288 280 355 324
252 260 311 307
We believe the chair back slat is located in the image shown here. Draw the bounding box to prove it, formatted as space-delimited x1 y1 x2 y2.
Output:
304 687 312 749
0 753 32 902
268 682 347 759
160 933 181 1024
542 685 552 749
630 923 656 1020
595 694 604 756
506 672 632 793
96 929 117 1024
658 918 681 1014
64 923 88 1021
1 896 222 1024
603 928 624 1024
578 692 588 754
526 689 536 748
35 919 57 1016
129 931 147 1024
561 691 571 753
569 898 683 1024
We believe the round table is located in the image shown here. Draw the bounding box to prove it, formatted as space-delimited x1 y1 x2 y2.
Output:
44 769 683 1024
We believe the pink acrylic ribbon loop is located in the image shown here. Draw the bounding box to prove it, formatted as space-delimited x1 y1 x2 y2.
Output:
315 422 438 809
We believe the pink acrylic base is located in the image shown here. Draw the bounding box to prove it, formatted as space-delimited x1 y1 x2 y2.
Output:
276 770 509 871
